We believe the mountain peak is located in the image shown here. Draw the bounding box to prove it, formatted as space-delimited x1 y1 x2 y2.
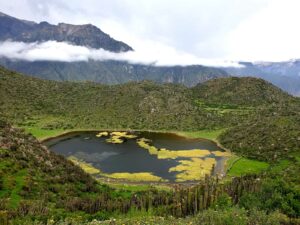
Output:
0 12 133 52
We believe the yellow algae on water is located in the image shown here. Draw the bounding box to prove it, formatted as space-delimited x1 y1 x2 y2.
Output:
96 131 109 137
104 172 166 182
137 138 159 155
105 131 137 144
157 149 211 159
106 136 124 144
111 131 127 136
68 156 101 175
211 150 231 157
137 138 210 159
169 157 216 182
111 131 137 139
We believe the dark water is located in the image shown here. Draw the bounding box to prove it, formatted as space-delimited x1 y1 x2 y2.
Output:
45 131 226 182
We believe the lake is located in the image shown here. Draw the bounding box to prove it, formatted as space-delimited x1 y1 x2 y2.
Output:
44 131 230 183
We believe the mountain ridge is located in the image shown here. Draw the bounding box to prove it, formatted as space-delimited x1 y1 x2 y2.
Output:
0 58 229 87
0 11 133 52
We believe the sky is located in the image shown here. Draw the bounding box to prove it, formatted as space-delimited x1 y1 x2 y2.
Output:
1 0 300 66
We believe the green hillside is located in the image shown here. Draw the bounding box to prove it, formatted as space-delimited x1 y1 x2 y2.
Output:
0 66 237 131
192 77 293 106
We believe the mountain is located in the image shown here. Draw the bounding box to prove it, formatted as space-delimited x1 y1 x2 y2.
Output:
223 61 300 96
0 11 132 52
0 58 228 87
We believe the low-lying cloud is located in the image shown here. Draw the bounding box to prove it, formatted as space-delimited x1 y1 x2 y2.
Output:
0 41 242 67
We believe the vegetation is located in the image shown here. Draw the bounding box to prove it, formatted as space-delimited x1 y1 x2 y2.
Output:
227 158 270 177
0 66 299 223
103 172 165 182
177 129 226 141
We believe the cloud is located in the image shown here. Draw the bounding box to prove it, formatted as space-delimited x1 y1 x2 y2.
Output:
227 0 300 62
0 41 242 67
0 0 269 60
2 0 300 62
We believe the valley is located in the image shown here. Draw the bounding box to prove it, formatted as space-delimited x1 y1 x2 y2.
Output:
0 3 299 224
0 66 299 224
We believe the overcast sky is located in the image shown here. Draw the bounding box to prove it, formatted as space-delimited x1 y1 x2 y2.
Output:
1 0 300 65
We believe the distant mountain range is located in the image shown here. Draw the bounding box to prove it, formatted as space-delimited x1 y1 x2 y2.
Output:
1 12 300 95
222 61 300 96
0 58 228 86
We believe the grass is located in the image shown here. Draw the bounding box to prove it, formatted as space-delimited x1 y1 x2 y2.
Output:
9 169 27 209
21 115 226 143
177 129 226 141
68 156 101 175
109 183 171 192
22 126 65 140
227 158 269 177
270 159 291 173
104 172 166 182
0 162 28 209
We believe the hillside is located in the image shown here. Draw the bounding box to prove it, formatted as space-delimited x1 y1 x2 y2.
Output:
0 119 117 221
0 66 232 131
192 77 293 106
219 108 300 161
0 12 132 52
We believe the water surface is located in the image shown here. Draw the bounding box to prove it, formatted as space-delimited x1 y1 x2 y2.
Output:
45 131 227 182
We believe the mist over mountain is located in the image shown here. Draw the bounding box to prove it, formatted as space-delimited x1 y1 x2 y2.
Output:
0 12 229 86
1 12 300 95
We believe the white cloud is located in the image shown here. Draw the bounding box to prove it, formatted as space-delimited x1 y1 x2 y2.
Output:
0 0 268 60
227 0 300 61
0 41 241 67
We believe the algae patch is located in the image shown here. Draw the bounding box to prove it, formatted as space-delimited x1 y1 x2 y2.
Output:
169 158 216 182
103 131 137 144
68 156 101 175
68 156 166 182
106 136 124 144
96 131 109 137
136 137 228 182
136 138 211 159
211 150 231 157
103 172 166 182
